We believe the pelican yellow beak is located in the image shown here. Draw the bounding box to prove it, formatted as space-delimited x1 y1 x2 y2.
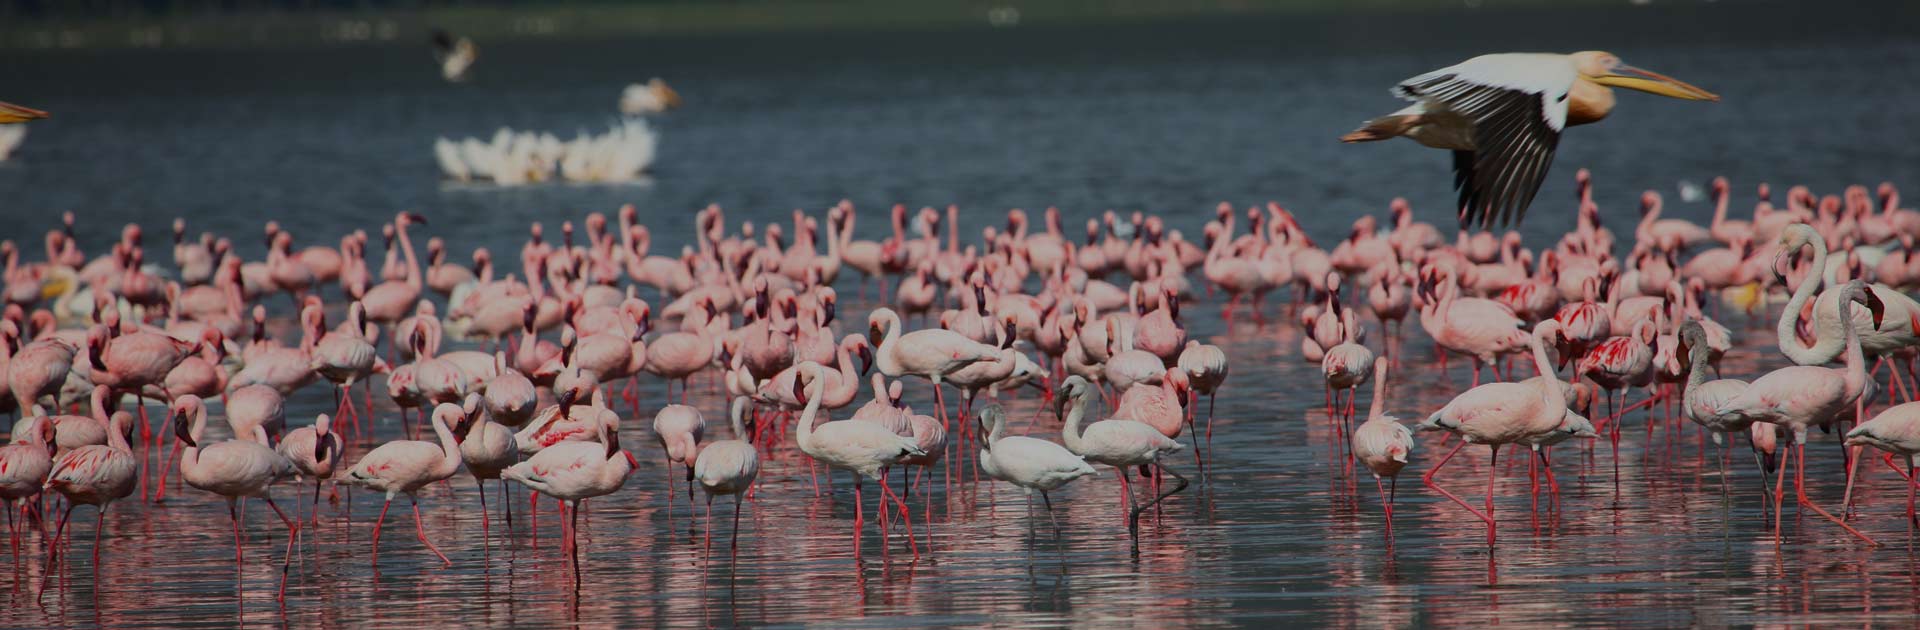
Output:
1591 65 1719 101
0 100 49 124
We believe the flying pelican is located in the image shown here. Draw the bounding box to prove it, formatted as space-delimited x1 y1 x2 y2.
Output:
1342 51 1718 228
0 100 48 124
431 29 478 83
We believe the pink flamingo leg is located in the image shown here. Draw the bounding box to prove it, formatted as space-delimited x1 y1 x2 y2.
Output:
851 477 865 559
370 497 393 564
412 496 451 566
1421 440 1494 527
1793 441 1877 546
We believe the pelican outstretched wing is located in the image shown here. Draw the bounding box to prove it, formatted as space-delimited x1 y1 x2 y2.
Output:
1396 54 1573 229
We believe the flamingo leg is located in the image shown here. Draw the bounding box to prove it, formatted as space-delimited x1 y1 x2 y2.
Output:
1375 475 1394 539
371 497 393 563
412 495 451 566
852 476 865 559
230 499 245 570
732 494 746 553
1907 456 1918 531
1421 440 1494 525
1041 490 1062 540
1793 440 1877 546
1482 444 1500 546
1128 465 1188 554
476 478 490 540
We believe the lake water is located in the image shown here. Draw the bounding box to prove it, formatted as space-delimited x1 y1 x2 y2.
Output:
3 2 1920 627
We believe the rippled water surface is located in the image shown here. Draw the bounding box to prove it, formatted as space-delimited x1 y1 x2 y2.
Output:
3 3 1920 627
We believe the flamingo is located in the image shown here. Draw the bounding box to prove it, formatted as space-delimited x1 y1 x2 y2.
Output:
1350 360 1413 538
502 398 635 575
41 407 136 579
341 402 469 566
868 307 1000 430
277 413 341 527
976 403 1095 536
1576 319 1656 483
454 393 517 538
483 352 537 428
0 416 54 551
1057 375 1187 551
1845 401 1920 531
790 362 924 558
1419 319 1567 546
311 301 380 429
694 397 760 553
8 335 74 412
171 395 300 594
1717 280 1882 546
1176 340 1228 452
652 403 706 513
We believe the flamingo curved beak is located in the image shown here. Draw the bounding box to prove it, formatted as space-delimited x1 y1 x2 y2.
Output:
1864 287 1886 329
172 410 197 448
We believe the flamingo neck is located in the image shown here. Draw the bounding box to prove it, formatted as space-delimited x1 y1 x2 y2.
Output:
1839 297 1866 398
1061 389 1093 450
794 380 825 451
1530 325 1565 411
1777 239 1841 365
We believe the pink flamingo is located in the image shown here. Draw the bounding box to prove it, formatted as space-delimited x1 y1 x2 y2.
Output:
228 304 317 396
342 402 468 566
9 335 75 411
171 395 300 595
277 413 341 527
1845 400 1920 530
1419 320 1567 546
1636 191 1710 252
1717 280 1882 546
1057 375 1186 551
501 408 634 576
454 393 517 538
869 307 1000 430
1708 177 1753 246
1420 265 1528 385
0 417 54 552
694 397 760 553
791 362 924 559
1177 340 1228 451
41 408 136 582
312 301 380 429
1577 319 1656 478
484 352 537 428
644 298 719 403
1351 360 1412 538
652 403 706 513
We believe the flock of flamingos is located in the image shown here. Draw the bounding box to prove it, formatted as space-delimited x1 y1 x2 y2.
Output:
2 170 1920 604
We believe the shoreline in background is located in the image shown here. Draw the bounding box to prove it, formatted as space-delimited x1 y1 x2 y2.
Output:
0 0 1646 51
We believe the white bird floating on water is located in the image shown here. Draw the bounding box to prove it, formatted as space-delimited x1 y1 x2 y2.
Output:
619 78 683 116
434 120 657 186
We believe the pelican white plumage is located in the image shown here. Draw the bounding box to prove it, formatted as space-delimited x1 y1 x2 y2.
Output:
619 78 683 115
433 138 470 182
437 121 656 185
1343 51 1718 227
